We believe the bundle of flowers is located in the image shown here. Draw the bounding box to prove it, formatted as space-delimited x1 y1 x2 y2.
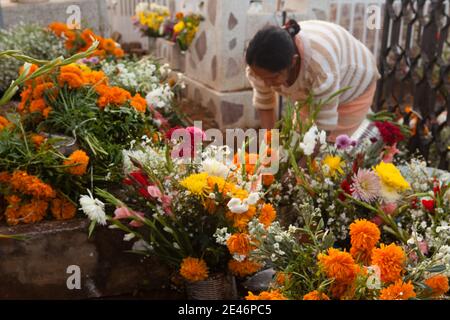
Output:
84 127 280 285
133 3 170 38
16 62 160 182
163 12 204 51
48 22 124 59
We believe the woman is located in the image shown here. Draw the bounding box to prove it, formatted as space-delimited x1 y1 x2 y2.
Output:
246 20 380 141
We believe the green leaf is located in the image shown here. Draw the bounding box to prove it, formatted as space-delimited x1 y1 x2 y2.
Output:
88 220 96 238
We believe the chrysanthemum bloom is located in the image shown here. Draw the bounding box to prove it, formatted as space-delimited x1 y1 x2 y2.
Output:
349 219 380 264
335 134 356 150
374 121 404 146
258 203 276 227
79 190 106 225
424 275 449 297
64 150 89 176
226 206 256 231
179 257 209 282
373 162 411 202
351 169 381 202
228 259 261 277
245 290 288 300
51 197 77 220
180 172 209 197
130 94 147 113
371 243 406 283
303 290 330 300
322 155 345 177
227 233 253 256
318 248 359 284
379 280 416 300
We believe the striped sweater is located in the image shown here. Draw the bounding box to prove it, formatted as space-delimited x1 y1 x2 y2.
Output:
246 20 381 131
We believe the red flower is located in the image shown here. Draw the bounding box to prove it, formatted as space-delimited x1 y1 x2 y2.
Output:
338 179 353 201
374 121 405 146
165 126 184 141
421 199 435 213
129 171 150 187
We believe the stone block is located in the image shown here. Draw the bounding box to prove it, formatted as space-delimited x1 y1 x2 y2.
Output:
0 218 179 299
1 0 110 36
184 0 252 92
182 76 262 130
155 38 186 72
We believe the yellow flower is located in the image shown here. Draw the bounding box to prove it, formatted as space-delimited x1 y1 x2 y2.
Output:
173 21 186 33
373 162 410 201
322 155 345 177
180 172 209 197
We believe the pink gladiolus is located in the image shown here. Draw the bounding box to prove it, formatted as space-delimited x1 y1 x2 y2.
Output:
371 215 384 226
382 143 400 163
381 202 397 215
147 185 162 199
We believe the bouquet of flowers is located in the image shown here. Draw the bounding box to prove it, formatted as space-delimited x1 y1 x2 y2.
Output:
48 22 124 59
133 3 170 38
86 126 281 287
164 12 204 51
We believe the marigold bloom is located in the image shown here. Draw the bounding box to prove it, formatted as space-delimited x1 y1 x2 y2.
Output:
424 275 449 297
51 197 77 220
29 99 47 113
179 257 209 282
10 171 56 199
228 259 261 277
83 70 108 86
371 243 406 283
58 72 84 89
262 174 275 186
101 38 117 52
226 206 256 231
349 219 380 264
32 82 54 99
258 203 276 227
48 22 69 37
303 290 330 300
227 233 253 256
130 94 147 113
31 134 45 148
96 86 131 108
245 290 287 300
5 199 49 225
64 150 89 175
379 280 416 300
113 47 125 58
318 248 359 284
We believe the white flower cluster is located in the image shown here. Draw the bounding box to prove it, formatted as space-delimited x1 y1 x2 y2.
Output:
145 83 175 111
434 245 450 276
213 227 231 245
122 143 166 175
299 125 326 156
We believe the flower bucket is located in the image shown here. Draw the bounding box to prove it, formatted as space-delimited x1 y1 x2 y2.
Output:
185 273 237 300
147 37 157 54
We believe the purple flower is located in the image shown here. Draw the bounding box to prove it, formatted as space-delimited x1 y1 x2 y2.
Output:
335 134 357 150
350 169 381 202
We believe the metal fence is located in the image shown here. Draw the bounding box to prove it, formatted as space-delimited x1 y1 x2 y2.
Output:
374 0 450 169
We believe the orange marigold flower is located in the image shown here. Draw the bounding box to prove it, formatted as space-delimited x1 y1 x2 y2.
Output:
6 199 49 225
101 38 116 52
32 82 54 99
51 197 77 220
58 72 84 89
0 116 11 131
29 99 47 113
259 203 276 227
233 152 258 176
60 65 83 77
424 275 449 297
246 290 287 300
318 248 359 284
379 280 416 300
43 107 52 118
228 259 261 277
349 219 380 264
10 171 56 199
113 47 125 58
371 243 406 283
179 257 209 282
64 150 89 175
48 22 69 37
0 171 11 184
227 233 253 256
130 94 147 113
96 86 131 108
303 290 330 300
83 70 108 86
226 206 256 231
262 174 275 186
31 134 46 148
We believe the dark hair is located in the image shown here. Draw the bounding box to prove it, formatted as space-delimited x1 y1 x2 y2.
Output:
245 20 300 72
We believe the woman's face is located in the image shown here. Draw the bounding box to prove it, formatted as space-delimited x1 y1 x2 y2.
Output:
250 64 290 87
